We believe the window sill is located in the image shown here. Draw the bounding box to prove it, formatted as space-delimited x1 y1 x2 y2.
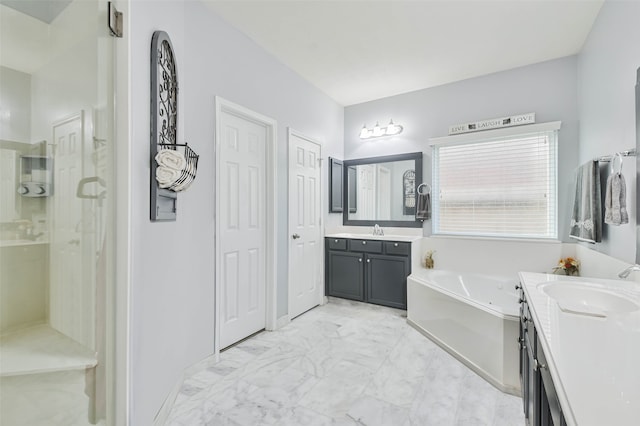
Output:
429 234 562 244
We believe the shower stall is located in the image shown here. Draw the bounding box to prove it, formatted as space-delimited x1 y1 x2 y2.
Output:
0 0 117 424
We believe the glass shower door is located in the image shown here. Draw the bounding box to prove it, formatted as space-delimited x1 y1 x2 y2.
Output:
0 0 116 424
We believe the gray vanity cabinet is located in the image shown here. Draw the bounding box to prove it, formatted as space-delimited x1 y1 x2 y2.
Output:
325 237 411 309
518 286 566 426
365 253 409 309
326 250 365 301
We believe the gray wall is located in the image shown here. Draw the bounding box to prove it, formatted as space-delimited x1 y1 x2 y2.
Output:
344 56 579 241
577 0 640 264
129 1 343 423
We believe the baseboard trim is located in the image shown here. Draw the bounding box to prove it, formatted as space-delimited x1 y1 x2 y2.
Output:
275 314 290 329
152 372 183 426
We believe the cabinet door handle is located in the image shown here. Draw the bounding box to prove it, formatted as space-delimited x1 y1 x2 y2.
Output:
362 241 366 245
366 259 370 263
358 258 362 262
394 243 398 247
292 234 300 239
335 239 339 243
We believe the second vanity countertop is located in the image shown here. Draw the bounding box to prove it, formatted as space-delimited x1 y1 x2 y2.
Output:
519 272 640 426
325 232 422 243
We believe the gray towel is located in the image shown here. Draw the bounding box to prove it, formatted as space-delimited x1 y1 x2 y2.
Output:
569 161 602 243
604 172 628 225
416 192 431 221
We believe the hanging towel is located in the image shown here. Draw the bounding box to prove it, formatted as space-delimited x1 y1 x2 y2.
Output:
415 192 431 221
604 172 629 225
569 161 602 243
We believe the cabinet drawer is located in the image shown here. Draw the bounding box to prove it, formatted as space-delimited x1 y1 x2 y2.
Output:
384 241 410 256
327 238 347 251
349 239 383 253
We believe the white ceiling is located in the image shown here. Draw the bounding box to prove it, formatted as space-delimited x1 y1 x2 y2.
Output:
204 0 604 106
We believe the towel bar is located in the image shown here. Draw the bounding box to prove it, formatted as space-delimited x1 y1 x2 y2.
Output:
596 148 636 163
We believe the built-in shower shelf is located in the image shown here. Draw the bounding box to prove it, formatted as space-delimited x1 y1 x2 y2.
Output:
0 324 97 377
0 239 48 248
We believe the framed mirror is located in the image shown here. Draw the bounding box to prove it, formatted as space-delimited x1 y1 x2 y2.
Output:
343 152 423 227
636 68 640 264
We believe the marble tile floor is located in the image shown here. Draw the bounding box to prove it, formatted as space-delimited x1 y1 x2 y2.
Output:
166 297 525 426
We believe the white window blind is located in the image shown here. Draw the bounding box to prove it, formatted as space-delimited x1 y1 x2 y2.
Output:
432 128 558 239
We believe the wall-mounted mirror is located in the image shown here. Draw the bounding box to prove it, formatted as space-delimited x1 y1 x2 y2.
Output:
636 68 640 264
343 152 423 227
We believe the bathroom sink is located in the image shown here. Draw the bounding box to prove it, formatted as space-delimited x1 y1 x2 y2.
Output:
538 281 640 316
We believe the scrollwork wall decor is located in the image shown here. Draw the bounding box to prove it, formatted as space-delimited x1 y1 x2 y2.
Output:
403 169 416 216
150 30 199 222
156 35 178 147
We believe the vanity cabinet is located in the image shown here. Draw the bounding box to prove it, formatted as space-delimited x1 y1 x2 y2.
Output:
326 250 364 301
325 237 410 309
519 286 566 426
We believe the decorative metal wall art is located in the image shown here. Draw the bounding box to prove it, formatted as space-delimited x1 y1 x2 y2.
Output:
150 30 199 222
403 169 416 216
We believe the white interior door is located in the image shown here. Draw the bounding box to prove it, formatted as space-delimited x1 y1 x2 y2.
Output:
50 111 95 349
288 130 322 319
218 109 267 349
377 166 391 220
358 165 375 220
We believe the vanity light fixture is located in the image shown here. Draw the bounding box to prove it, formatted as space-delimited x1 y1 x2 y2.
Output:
359 125 370 139
359 119 404 139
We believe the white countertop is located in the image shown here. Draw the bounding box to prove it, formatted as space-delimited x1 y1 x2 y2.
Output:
519 272 640 426
325 232 422 242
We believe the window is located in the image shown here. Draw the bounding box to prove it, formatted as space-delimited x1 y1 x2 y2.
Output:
431 123 559 239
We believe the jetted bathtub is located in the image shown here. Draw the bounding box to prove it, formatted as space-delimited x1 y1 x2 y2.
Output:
407 269 520 395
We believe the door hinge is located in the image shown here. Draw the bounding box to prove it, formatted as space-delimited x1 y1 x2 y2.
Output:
108 2 123 38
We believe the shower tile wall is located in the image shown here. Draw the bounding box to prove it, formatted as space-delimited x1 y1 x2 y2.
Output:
0 244 48 332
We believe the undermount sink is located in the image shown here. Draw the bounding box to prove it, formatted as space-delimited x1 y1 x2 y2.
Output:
538 281 640 316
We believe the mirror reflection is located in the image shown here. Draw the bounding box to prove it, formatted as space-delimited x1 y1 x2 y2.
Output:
344 152 423 227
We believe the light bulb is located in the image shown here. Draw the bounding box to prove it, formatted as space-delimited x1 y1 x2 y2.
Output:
359 125 370 139
372 122 383 137
385 120 397 135
385 119 403 135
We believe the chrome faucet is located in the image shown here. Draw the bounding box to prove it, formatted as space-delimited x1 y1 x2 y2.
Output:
618 264 640 279
373 224 384 236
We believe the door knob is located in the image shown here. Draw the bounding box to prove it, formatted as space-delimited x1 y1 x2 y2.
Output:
292 233 300 239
